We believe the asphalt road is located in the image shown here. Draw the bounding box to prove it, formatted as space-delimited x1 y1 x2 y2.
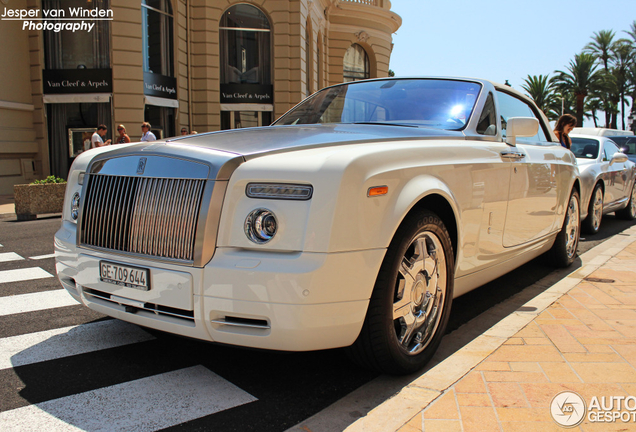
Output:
0 213 634 431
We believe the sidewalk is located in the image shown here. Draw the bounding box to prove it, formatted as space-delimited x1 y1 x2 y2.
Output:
292 225 636 432
0 194 15 217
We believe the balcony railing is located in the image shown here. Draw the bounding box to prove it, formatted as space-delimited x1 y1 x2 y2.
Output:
341 0 384 7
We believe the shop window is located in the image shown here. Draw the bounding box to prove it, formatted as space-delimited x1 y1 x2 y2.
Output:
145 105 175 138
42 0 111 178
220 4 271 85
221 111 272 130
142 0 174 77
220 4 272 130
343 44 369 82
43 0 110 69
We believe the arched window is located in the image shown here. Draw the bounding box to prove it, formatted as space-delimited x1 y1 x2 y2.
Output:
220 4 271 85
220 4 272 130
141 0 174 77
343 43 369 82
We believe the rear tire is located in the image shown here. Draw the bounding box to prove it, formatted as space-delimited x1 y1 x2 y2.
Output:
616 183 636 220
548 189 580 268
347 210 454 375
582 184 603 235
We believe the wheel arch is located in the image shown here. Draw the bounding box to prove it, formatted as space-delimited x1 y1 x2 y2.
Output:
393 188 459 266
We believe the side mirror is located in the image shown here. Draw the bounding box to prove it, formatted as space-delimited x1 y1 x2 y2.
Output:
610 152 628 164
505 117 539 146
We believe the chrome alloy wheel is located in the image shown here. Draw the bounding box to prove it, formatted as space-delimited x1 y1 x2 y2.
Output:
393 232 447 355
629 185 636 217
565 193 580 259
591 187 603 231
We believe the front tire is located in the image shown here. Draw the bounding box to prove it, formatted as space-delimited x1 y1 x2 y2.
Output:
582 184 603 234
616 183 636 220
548 189 580 267
347 210 454 375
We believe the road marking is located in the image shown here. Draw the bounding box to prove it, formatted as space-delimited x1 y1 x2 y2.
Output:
29 253 56 260
0 289 78 316
0 366 258 431
0 252 24 263
0 320 155 370
0 267 53 284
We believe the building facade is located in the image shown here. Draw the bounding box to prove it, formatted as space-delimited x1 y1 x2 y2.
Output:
0 0 401 194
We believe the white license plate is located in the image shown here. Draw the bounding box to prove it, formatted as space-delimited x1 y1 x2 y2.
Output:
99 261 150 291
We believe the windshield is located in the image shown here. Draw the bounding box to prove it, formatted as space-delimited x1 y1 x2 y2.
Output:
571 137 599 159
274 79 482 131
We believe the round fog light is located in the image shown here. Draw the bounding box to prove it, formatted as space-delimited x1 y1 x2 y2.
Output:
245 209 278 243
71 192 80 220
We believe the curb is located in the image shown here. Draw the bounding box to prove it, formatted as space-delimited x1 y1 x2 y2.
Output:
288 226 636 432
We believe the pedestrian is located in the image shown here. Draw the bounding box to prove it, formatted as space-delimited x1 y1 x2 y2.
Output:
554 114 577 150
91 124 111 148
140 122 156 142
181 127 188 135
116 124 131 144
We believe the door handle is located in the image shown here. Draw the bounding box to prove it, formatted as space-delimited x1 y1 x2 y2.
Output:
500 150 526 161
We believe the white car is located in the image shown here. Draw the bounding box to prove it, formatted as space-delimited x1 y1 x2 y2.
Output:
55 77 581 374
570 134 636 234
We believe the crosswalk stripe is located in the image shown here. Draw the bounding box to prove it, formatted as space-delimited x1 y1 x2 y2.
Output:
0 252 24 263
0 289 78 316
0 320 155 370
28 253 56 260
0 365 258 431
0 267 53 284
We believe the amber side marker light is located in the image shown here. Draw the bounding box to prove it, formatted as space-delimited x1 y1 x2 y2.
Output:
368 186 388 197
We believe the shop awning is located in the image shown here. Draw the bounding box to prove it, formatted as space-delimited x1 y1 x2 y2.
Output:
43 93 112 103
145 95 179 109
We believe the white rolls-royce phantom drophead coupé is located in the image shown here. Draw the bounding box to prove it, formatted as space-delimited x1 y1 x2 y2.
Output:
55 77 587 374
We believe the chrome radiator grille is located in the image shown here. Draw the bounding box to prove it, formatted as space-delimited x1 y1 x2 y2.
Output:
80 174 206 262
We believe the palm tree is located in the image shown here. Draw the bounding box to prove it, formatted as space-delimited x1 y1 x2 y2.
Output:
584 30 617 127
553 53 604 126
521 74 556 116
585 30 616 70
610 40 635 129
624 21 636 132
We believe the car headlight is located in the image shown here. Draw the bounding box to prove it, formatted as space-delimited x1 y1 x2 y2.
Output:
246 183 313 200
71 192 80 220
244 208 278 243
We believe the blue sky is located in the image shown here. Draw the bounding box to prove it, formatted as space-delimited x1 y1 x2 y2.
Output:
388 0 635 127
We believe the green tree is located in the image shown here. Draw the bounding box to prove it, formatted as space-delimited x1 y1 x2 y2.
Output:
584 29 617 127
521 74 557 117
610 40 634 129
553 53 604 127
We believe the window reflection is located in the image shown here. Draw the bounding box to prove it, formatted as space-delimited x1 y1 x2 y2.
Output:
343 44 369 82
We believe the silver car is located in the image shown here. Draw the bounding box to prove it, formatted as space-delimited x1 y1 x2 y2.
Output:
607 135 636 165
570 134 636 234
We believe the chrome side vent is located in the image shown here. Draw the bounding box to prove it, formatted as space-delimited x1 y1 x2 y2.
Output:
80 174 206 262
